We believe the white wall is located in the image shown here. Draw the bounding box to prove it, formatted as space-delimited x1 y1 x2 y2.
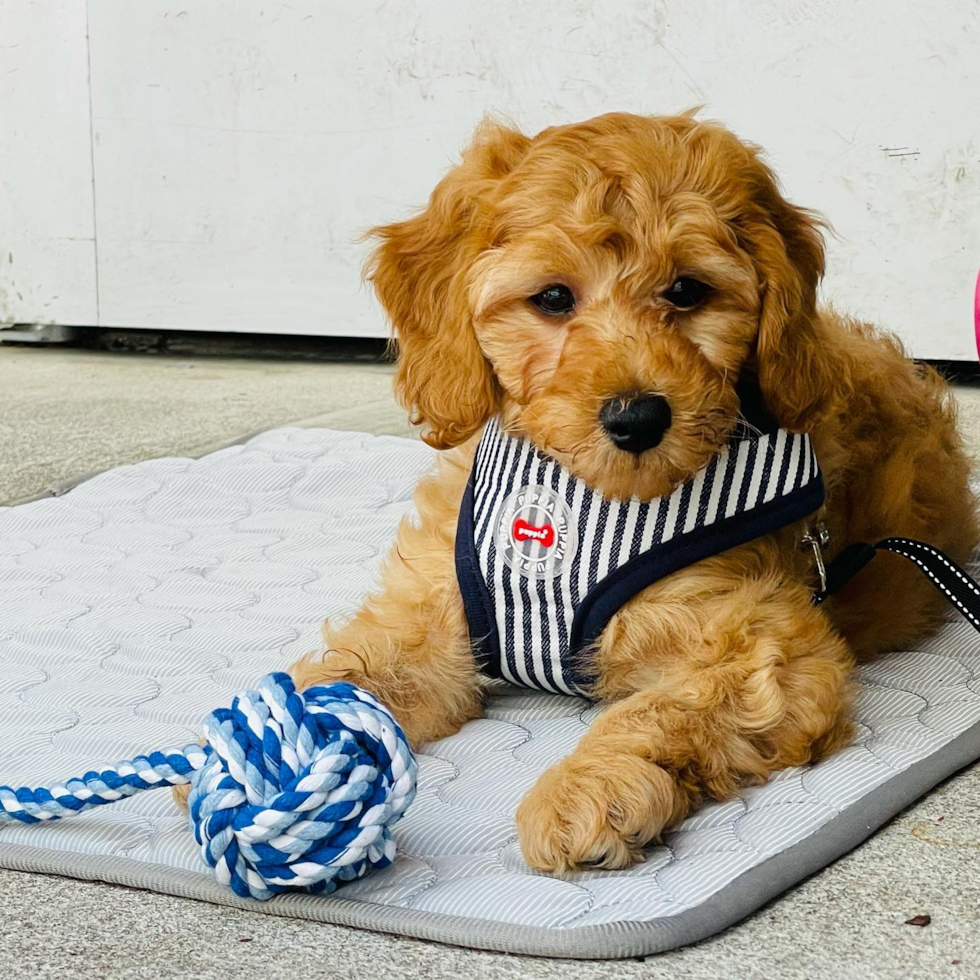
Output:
2 0 978 356
0 0 97 326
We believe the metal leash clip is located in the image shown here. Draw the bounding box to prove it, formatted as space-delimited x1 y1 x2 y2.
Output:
802 520 830 593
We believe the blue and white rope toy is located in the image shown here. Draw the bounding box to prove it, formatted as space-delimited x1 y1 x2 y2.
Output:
0 672 417 900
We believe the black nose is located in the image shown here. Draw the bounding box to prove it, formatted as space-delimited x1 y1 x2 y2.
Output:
599 394 672 455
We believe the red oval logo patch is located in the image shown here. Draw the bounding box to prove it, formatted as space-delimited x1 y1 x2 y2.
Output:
512 517 556 549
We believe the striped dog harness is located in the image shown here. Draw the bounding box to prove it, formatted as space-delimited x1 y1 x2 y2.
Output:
455 418 825 696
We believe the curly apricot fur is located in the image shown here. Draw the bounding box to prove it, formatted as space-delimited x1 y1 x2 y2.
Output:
286 112 977 874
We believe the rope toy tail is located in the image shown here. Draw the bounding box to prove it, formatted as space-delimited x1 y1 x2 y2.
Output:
0 672 417 900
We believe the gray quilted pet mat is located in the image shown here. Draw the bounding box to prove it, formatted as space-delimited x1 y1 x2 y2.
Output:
1 427 979 960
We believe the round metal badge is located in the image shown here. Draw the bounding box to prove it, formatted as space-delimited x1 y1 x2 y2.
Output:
495 484 578 580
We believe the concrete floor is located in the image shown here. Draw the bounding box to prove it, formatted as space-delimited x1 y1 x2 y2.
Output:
1 343 979 979
0 344 413 505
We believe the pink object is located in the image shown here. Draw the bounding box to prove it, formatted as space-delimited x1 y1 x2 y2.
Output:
975 266 980 362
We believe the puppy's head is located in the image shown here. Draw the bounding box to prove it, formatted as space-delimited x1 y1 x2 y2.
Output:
368 112 827 500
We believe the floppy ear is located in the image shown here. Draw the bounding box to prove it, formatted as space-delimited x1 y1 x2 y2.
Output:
743 156 830 430
365 121 531 449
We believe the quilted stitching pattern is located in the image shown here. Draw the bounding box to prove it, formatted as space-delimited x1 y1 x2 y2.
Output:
1 427 979 930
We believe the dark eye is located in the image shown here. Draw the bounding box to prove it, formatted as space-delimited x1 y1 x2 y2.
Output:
664 277 711 309
529 284 575 316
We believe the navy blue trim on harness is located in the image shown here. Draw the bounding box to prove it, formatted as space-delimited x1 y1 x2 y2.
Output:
455 473 498 674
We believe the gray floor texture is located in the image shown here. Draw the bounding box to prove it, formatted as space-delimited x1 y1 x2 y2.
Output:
0 345 414 504
1 343 979 979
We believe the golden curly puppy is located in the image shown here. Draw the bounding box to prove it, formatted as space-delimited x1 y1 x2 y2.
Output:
290 112 977 873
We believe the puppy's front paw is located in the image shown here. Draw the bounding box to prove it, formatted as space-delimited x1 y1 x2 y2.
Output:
515 751 683 873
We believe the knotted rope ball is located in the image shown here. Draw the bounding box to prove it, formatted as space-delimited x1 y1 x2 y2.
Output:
0 672 417 900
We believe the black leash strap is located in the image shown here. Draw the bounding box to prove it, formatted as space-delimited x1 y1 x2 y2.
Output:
814 536 980 633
